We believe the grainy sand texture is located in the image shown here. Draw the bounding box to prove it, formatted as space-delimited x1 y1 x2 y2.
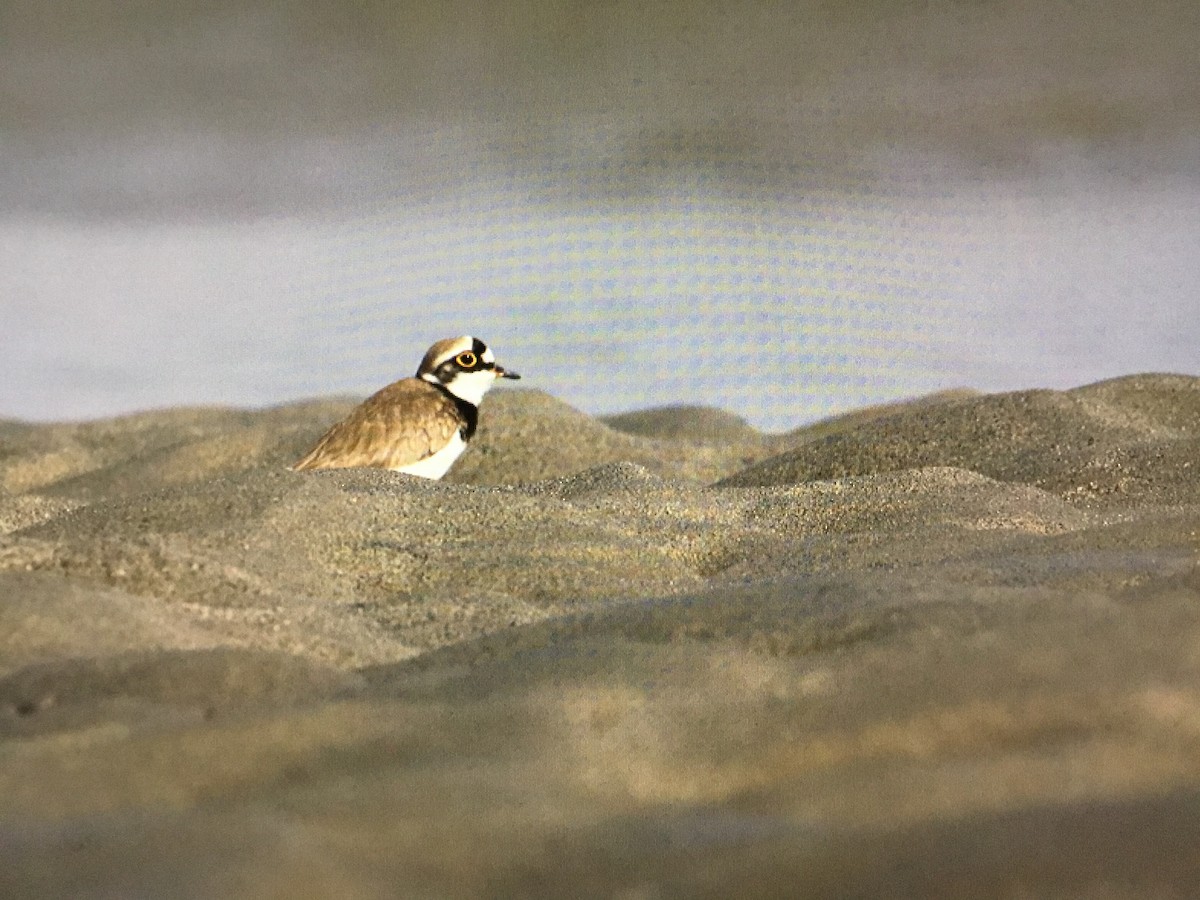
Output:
2 374 1199 897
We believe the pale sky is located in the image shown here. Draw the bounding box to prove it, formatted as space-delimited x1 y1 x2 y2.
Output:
3 1 1197 429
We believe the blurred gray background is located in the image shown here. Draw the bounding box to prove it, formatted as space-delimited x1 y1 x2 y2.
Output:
3 0 1198 429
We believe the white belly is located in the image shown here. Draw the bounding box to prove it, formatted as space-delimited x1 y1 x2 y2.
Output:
393 431 468 480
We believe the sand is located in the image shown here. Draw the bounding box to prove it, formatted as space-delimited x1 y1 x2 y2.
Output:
2 373 1199 897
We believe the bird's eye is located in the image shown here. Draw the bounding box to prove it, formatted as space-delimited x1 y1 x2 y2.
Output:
455 351 478 368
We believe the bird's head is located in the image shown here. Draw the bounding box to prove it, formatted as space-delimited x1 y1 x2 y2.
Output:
418 336 520 406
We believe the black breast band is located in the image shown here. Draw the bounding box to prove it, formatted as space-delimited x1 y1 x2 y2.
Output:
433 383 479 441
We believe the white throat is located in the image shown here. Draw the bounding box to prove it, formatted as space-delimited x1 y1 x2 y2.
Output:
426 369 496 407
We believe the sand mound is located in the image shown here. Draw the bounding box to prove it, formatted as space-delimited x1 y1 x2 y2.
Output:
720 374 1200 507
448 388 771 484
0 570 224 678
1 647 358 728
2 373 1199 896
0 399 357 501
11 459 1089 664
601 405 767 444
776 387 981 443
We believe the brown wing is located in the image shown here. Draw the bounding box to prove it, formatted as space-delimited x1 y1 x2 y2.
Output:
292 379 460 471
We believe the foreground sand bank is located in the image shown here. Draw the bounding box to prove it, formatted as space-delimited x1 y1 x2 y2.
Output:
2 374 1198 897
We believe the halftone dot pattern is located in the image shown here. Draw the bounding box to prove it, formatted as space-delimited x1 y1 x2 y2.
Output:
3 8 1197 426
303 121 987 431
290 114 1003 432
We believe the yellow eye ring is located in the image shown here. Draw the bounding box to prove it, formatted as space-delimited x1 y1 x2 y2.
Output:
455 351 478 368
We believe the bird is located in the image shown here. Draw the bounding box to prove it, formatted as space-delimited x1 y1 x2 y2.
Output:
291 336 520 479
